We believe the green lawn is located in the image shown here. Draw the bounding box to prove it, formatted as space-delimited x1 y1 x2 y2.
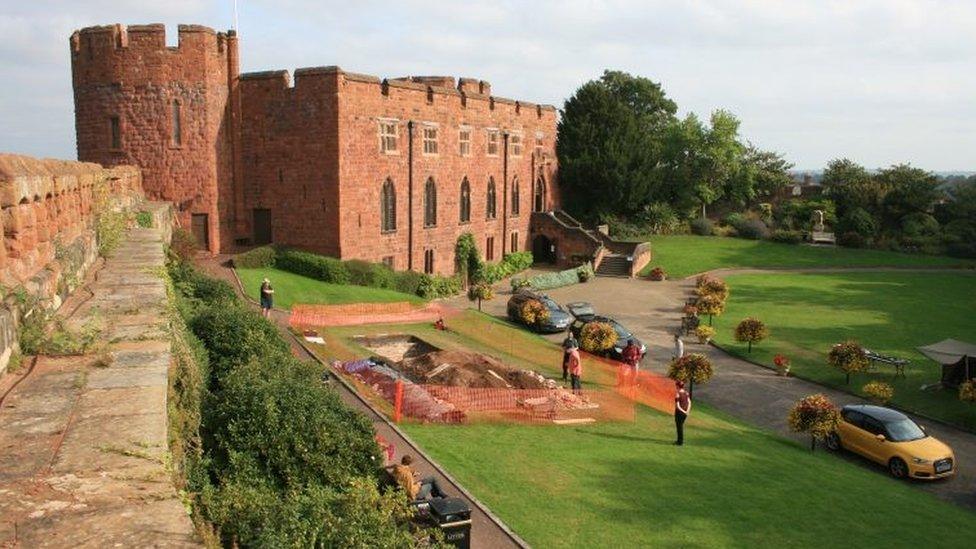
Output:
307 311 976 547
235 267 424 309
712 271 976 430
638 235 974 278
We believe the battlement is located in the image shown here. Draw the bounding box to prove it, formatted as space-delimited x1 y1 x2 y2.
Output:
70 23 233 59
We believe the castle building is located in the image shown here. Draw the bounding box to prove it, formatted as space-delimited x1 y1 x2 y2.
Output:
70 23 559 275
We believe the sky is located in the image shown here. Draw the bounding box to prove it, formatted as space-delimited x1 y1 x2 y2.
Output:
1 0 974 171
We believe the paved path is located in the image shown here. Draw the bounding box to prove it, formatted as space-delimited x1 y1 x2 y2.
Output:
474 274 976 512
196 256 523 549
0 227 198 547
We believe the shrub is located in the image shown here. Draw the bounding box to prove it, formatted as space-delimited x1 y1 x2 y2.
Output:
690 217 714 236
837 207 877 238
346 259 396 289
136 211 153 228
695 277 729 300
733 218 769 240
695 325 715 344
233 246 277 269
417 274 462 299
527 267 582 290
188 303 290 382
275 249 351 284
580 322 618 354
723 212 746 228
788 393 841 451
863 381 894 405
518 299 550 329
960 380 976 403
648 267 666 281
467 282 494 311
827 340 870 384
393 270 425 296
638 202 681 235
170 228 198 261
577 263 594 283
510 277 531 291
475 251 533 284
696 294 725 325
734 317 769 353
170 261 237 305
667 353 714 394
96 209 131 257
769 229 804 244
837 231 866 248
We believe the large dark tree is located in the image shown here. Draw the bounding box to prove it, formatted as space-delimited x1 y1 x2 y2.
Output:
725 144 794 207
557 71 677 221
877 164 943 230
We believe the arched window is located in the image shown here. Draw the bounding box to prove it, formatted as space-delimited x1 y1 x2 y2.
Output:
511 176 520 216
459 177 471 223
381 178 396 232
486 177 497 219
424 177 437 227
533 176 546 213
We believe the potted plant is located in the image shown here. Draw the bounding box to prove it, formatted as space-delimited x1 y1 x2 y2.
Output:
649 267 667 281
694 325 715 344
773 354 791 376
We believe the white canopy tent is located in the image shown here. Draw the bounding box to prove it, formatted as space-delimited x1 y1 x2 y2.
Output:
917 339 976 387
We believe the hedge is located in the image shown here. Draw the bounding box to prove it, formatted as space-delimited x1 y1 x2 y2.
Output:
520 263 590 291
167 260 422 546
474 251 533 284
233 245 277 269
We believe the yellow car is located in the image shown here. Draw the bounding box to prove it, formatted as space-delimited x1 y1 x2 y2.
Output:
826 404 955 480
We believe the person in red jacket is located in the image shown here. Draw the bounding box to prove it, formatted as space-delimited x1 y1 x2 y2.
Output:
621 339 642 372
567 347 583 395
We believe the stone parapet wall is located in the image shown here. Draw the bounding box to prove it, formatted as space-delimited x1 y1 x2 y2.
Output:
0 153 145 374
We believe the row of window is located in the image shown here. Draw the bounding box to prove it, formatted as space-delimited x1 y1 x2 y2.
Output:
381 176 546 232
107 100 182 149
386 232 519 274
378 120 542 157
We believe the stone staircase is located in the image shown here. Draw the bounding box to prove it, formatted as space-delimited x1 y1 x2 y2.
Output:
595 253 631 278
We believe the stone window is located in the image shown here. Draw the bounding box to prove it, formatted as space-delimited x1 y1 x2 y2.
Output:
486 177 497 220
109 116 121 149
424 249 435 274
458 127 472 156
533 176 546 213
171 100 182 146
381 178 396 232
511 176 520 216
378 120 398 154
424 177 437 228
423 125 438 155
459 177 471 223
382 256 395 269
486 129 499 156
510 231 519 253
510 133 523 157
486 236 495 261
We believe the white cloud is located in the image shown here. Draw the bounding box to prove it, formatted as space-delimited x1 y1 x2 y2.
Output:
0 0 973 170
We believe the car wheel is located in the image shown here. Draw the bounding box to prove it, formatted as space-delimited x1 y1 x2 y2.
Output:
888 457 909 479
825 433 842 452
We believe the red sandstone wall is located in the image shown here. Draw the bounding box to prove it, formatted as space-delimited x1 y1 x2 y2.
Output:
70 24 235 252
335 71 558 275
0 154 143 288
238 69 341 256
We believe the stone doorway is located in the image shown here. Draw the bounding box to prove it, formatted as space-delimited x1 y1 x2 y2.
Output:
532 234 556 264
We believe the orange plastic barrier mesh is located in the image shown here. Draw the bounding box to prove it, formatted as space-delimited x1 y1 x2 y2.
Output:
290 302 456 327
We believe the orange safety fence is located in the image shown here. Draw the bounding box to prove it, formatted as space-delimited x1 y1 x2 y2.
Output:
290 302 457 328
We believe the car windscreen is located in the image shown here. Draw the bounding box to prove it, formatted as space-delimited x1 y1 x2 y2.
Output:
884 418 926 442
611 322 631 339
541 297 561 311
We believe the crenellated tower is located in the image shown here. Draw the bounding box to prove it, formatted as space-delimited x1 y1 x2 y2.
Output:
70 24 242 252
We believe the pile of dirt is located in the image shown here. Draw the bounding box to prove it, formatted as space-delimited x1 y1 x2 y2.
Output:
398 350 554 389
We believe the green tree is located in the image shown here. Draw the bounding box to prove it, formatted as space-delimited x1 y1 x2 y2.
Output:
557 70 677 221
877 164 942 231
725 145 794 207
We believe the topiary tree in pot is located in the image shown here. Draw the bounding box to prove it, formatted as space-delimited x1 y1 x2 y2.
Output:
467 282 494 312
734 317 769 353
518 299 550 330
788 393 841 451
580 322 618 355
828 340 870 385
666 353 714 397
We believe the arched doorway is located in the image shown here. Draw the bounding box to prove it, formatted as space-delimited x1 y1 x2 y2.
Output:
532 234 556 264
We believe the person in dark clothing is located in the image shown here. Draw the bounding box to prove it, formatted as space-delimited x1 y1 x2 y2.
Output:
259 278 274 318
674 380 691 445
562 329 578 381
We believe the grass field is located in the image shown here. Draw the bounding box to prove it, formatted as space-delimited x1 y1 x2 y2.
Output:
236 267 424 309
712 271 976 430
637 235 974 278
308 310 976 547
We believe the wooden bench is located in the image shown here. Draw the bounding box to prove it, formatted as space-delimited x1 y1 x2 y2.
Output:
810 231 836 244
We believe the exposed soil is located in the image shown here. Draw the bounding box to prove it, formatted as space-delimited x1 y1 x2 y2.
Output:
399 350 553 389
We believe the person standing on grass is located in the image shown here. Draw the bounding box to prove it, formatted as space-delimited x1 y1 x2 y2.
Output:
672 333 685 361
259 277 274 318
562 328 578 381
567 346 583 396
622 338 642 372
674 380 691 446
